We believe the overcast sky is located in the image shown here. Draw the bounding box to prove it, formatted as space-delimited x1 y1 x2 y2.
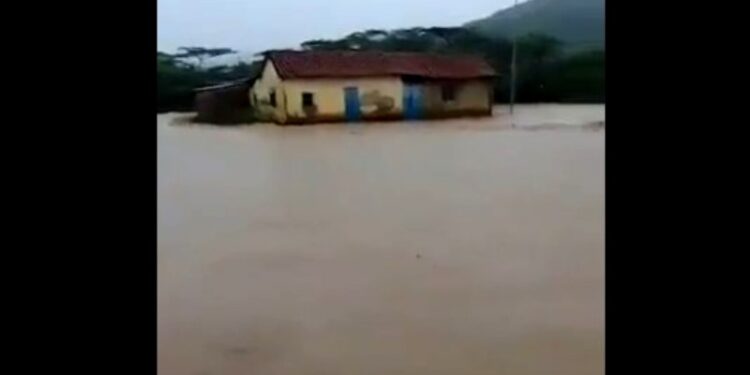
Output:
157 0 514 56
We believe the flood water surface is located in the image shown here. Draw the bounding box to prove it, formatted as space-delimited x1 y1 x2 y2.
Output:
158 105 605 375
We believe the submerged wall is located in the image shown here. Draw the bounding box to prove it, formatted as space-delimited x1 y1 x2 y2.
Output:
283 77 403 124
420 79 493 118
250 63 493 124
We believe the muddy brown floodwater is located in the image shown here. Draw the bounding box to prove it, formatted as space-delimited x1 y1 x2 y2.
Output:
158 104 605 375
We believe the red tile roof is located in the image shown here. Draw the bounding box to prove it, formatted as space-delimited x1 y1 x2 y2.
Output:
268 51 497 80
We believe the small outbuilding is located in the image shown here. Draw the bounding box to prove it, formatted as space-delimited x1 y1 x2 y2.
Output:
194 78 255 124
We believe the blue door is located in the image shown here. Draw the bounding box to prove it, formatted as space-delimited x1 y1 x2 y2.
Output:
403 84 423 120
344 87 361 122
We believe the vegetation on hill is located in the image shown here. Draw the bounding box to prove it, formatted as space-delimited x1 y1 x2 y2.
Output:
158 26 604 112
465 0 605 51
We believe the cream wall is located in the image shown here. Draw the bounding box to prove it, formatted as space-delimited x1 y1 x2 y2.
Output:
250 60 287 123
283 77 403 120
455 80 492 110
421 80 492 113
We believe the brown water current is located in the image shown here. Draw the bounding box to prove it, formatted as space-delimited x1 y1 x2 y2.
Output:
158 105 605 375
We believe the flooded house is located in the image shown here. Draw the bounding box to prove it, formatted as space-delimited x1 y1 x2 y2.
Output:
250 51 497 124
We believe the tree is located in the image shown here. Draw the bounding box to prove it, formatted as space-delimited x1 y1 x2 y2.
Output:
174 47 237 69
513 34 564 102
547 49 604 102
517 33 562 64
254 49 296 58
157 48 264 112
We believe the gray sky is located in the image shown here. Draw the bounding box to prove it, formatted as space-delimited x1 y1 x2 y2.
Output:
157 0 513 57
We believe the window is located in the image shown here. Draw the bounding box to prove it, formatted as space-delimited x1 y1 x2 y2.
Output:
269 90 276 107
442 85 456 102
302 92 314 107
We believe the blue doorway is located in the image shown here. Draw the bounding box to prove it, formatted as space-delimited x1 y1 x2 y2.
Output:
403 84 423 120
344 87 361 122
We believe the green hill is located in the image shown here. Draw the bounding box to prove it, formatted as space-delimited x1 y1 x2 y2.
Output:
465 0 604 50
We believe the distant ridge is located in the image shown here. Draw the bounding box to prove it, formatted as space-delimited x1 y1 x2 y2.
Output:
465 0 604 50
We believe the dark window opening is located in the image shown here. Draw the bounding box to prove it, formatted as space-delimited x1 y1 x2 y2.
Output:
402 75 426 84
302 92 314 107
442 85 456 102
269 90 276 107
